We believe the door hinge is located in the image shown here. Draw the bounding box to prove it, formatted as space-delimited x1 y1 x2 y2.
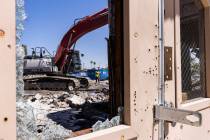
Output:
164 47 172 81
154 105 202 127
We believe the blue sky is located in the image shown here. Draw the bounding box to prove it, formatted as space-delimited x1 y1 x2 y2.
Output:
21 0 108 68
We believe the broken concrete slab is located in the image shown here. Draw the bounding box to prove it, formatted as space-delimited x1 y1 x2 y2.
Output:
66 95 86 106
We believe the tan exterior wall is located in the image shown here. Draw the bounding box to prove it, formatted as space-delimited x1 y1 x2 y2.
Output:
123 0 160 139
0 0 16 139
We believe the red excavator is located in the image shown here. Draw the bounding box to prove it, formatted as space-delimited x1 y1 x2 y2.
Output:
23 8 109 91
55 8 108 73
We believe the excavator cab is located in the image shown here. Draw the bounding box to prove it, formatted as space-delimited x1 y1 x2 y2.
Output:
23 47 56 74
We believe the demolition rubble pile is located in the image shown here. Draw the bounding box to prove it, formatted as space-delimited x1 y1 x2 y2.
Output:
23 80 110 138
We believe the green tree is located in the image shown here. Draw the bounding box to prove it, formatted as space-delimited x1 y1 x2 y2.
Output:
93 61 96 68
90 61 93 68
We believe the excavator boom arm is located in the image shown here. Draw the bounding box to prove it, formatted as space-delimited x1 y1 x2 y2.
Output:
54 8 109 72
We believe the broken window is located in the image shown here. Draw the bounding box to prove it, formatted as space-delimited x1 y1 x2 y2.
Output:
16 0 124 139
180 0 206 101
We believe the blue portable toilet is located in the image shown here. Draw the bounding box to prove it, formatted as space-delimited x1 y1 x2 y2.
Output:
87 68 109 80
99 68 109 80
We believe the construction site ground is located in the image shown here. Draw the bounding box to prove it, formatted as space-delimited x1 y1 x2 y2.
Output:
23 80 110 138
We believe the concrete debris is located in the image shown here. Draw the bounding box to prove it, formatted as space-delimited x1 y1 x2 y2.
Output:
38 119 72 140
86 92 109 103
21 80 110 138
16 102 38 140
37 114 45 121
26 91 73 139
35 93 42 100
25 81 109 110
92 116 120 132
88 80 109 91
66 95 86 106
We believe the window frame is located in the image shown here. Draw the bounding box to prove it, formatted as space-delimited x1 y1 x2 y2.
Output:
176 0 210 108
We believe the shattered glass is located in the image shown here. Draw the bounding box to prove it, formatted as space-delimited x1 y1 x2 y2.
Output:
16 0 38 139
16 1 72 139
16 102 38 140
16 0 27 45
16 46 25 100
16 0 27 100
92 116 120 132
40 120 72 140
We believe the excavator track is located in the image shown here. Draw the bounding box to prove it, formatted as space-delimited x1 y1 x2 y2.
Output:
24 74 89 91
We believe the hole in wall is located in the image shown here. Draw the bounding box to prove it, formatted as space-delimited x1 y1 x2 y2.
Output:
4 117 8 122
